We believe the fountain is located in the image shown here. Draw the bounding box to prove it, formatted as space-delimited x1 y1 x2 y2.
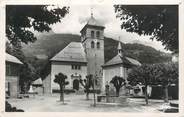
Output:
97 84 129 106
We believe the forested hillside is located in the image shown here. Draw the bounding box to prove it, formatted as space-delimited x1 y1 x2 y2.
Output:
21 33 172 79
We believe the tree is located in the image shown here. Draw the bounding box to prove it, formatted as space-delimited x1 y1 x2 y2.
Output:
6 41 25 62
6 5 69 46
6 41 38 93
128 63 178 104
19 63 38 94
114 5 178 53
110 76 126 96
79 74 93 100
6 40 36 93
128 64 155 105
153 63 178 102
6 41 13 54
54 73 69 103
6 101 24 112
6 5 69 93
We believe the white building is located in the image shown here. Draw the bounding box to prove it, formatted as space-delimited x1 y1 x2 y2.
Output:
102 42 141 91
6 53 23 98
50 42 87 91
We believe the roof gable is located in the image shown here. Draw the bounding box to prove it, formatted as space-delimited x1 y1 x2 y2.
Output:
32 78 43 85
6 53 23 64
51 42 87 63
103 54 141 67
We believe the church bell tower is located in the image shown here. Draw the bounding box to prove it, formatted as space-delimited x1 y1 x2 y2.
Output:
80 12 105 89
117 40 123 58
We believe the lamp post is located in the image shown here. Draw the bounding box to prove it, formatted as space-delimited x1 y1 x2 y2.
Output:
93 53 97 107
93 75 96 107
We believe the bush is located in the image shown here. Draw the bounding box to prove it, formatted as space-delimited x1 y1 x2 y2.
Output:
5 101 24 112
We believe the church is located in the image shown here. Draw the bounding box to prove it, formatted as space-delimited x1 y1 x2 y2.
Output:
43 13 141 93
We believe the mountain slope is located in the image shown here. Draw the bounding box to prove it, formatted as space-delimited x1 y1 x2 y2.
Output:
104 37 171 64
22 33 172 79
22 34 81 59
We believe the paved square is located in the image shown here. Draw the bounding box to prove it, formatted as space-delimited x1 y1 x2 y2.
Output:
6 93 170 112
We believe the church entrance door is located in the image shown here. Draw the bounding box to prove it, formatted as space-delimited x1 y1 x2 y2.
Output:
73 79 79 90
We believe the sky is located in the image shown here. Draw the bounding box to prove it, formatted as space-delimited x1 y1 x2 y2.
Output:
49 4 170 53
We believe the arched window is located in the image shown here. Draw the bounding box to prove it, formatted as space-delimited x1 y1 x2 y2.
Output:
91 41 95 48
91 30 94 38
97 42 100 49
118 50 121 53
96 31 100 38
95 79 98 85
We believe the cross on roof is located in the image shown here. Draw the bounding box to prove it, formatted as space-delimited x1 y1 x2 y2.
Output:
91 7 93 17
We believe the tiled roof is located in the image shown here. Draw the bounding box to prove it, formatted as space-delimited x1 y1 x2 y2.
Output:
50 42 87 63
103 54 141 67
6 53 23 64
126 57 142 66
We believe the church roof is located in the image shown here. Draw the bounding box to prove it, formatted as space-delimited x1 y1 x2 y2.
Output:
6 53 23 64
80 15 105 33
86 16 104 27
102 54 141 67
50 42 87 63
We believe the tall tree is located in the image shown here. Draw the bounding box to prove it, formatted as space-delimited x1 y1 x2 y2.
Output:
6 5 69 46
153 63 178 102
6 41 25 62
6 5 69 91
110 76 126 96
79 74 93 100
128 64 154 105
114 5 178 53
128 63 178 104
6 41 37 93
19 63 38 93
54 73 69 103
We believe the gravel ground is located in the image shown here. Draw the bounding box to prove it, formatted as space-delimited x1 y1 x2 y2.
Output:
6 93 176 112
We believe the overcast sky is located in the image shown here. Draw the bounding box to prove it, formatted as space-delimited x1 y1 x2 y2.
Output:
49 4 170 53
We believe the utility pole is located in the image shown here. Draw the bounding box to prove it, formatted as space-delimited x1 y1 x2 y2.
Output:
93 75 96 107
63 84 65 104
93 54 97 107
